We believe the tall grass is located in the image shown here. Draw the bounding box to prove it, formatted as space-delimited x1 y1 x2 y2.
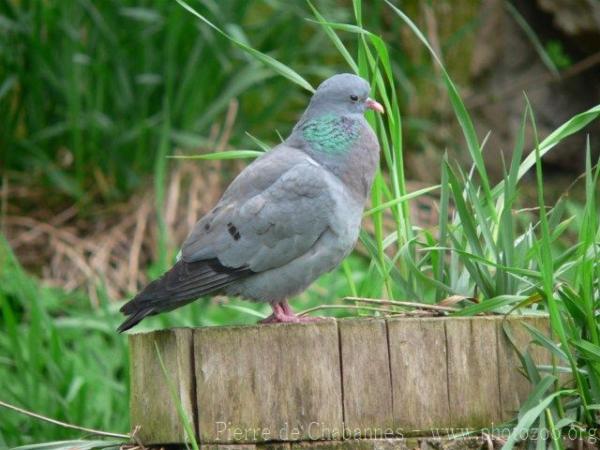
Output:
1 0 352 203
0 237 129 446
497 134 600 448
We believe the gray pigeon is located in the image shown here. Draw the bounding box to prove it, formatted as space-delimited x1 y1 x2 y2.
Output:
118 73 383 331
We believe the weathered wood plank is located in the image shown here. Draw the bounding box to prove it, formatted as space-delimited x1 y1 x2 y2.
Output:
387 317 450 432
338 318 393 436
497 315 552 420
129 315 552 444
194 321 342 444
129 328 194 444
445 317 502 429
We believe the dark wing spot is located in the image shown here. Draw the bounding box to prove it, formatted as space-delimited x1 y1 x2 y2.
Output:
204 223 210 231
227 222 240 240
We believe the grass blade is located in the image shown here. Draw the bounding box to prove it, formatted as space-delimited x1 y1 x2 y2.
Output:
385 0 494 214
175 0 314 93
363 185 440 216
154 343 200 450
503 390 573 449
492 104 600 196
168 150 262 160
307 2 358 74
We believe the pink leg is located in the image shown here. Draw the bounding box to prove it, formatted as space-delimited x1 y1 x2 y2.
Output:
259 300 324 324
259 302 286 324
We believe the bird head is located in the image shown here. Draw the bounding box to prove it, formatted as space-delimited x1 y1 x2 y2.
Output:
307 73 384 116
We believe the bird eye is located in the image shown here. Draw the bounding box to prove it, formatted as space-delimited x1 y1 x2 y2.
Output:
350 95 359 102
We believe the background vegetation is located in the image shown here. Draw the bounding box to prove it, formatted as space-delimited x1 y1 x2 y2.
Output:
1 0 599 449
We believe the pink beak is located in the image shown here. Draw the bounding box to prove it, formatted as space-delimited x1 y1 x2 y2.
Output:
366 98 384 114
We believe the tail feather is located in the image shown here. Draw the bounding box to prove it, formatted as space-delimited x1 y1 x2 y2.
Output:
116 307 154 333
118 258 250 332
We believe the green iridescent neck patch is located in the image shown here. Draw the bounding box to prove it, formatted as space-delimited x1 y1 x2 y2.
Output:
301 114 361 154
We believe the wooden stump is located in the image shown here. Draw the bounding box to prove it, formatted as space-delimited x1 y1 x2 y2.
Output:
129 329 194 443
128 315 551 447
194 322 342 443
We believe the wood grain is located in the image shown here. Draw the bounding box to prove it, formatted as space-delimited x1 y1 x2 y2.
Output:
129 328 194 443
194 320 342 444
128 316 551 444
338 318 394 436
387 317 450 432
497 315 552 420
445 317 502 429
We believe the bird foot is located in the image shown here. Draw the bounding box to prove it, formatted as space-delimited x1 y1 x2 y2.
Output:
259 300 326 324
258 311 325 324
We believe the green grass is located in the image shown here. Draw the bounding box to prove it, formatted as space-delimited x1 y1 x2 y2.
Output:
1 1 599 449
0 238 129 447
0 0 351 204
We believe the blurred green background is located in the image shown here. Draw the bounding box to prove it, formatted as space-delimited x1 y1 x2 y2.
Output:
1 0 599 447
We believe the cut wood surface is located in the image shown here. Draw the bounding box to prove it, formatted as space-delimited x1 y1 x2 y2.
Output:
497 316 553 420
129 328 194 443
387 317 450 431
338 318 393 436
129 315 551 445
446 318 503 428
194 321 342 443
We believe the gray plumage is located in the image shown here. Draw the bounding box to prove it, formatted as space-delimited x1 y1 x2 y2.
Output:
118 73 381 331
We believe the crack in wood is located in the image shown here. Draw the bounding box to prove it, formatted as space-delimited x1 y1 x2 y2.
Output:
383 319 394 425
443 320 452 424
190 330 200 441
494 319 504 421
335 320 346 429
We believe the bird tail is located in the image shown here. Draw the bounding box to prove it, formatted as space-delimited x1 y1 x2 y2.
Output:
117 258 250 333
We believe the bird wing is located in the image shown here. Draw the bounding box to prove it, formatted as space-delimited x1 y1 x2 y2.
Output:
182 151 338 273
117 258 251 332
